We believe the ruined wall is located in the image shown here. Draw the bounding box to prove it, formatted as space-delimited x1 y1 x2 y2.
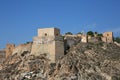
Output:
81 35 88 43
6 44 15 58
12 43 32 56
102 32 113 43
0 49 6 63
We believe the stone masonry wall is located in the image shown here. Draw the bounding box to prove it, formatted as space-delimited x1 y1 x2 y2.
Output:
31 28 64 63
6 44 15 58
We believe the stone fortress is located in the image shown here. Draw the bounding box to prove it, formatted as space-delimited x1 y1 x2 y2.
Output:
0 27 114 63
31 28 64 63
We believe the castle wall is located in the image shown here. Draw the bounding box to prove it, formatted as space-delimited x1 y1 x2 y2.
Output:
31 37 55 57
31 28 64 63
0 49 5 63
6 44 15 58
55 41 64 61
102 32 113 43
38 28 60 37
81 35 88 43
12 43 32 56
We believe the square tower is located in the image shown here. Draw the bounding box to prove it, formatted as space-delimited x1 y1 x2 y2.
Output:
31 28 64 63
38 28 60 37
102 32 113 43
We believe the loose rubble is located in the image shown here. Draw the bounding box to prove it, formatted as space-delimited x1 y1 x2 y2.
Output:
0 42 120 80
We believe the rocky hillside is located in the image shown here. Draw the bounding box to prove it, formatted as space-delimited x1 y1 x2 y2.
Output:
0 42 120 80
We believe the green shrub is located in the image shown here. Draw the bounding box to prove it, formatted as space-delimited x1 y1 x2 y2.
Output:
114 37 120 43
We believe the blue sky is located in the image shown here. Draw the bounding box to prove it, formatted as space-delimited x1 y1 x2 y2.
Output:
0 0 120 48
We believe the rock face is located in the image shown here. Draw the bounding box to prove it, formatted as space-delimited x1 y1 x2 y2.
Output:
0 42 120 80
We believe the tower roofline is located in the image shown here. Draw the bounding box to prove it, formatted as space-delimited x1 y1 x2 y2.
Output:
38 27 60 30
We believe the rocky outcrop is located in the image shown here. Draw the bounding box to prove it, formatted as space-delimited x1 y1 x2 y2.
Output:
0 42 120 80
114 42 120 47
51 42 120 80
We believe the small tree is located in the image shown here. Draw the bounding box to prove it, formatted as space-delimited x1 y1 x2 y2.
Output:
65 32 73 35
77 32 82 34
114 37 120 43
97 33 103 37
87 31 94 37
94 32 98 34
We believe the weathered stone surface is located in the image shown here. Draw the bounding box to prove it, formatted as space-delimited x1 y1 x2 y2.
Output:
102 32 113 43
0 49 5 63
6 44 15 58
0 42 120 80
31 28 64 63
12 43 32 56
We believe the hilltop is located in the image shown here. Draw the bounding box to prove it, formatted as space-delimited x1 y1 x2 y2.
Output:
0 42 120 80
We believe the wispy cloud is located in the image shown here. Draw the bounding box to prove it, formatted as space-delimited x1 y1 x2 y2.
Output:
86 24 97 28
82 23 97 32
83 23 97 29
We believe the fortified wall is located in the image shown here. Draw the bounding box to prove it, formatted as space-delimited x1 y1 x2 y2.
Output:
31 28 64 63
0 28 114 63
102 32 113 43
0 49 6 63
6 44 15 58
